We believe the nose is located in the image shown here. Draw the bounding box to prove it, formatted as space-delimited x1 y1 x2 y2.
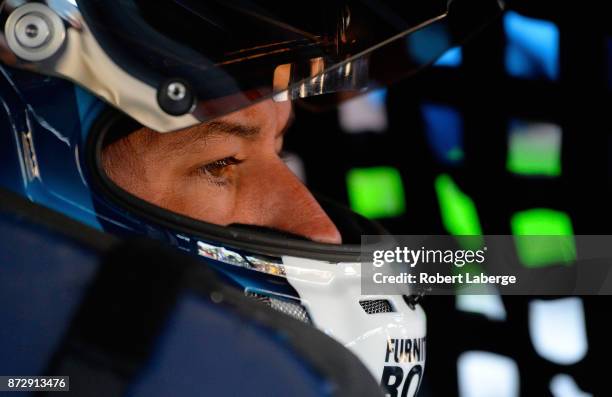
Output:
243 159 342 244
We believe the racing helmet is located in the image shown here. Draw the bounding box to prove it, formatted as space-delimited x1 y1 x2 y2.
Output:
0 0 503 395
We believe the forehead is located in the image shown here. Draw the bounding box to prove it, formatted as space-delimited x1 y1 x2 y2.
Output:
222 98 292 129
138 98 292 153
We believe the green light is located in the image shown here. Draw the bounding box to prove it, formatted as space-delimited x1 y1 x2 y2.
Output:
511 209 576 268
506 122 562 176
346 166 406 219
447 147 465 163
434 174 483 250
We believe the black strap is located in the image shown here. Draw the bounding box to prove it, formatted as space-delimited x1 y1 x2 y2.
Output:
42 238 188 397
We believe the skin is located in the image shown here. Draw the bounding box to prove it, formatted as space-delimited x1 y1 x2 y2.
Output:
102 99 342 244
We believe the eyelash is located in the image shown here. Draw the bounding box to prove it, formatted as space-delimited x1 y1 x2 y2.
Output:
195 150 284 186
197 157 242 186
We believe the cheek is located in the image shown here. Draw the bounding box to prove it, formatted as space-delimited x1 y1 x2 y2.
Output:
160 178 237 225
274 100 292 128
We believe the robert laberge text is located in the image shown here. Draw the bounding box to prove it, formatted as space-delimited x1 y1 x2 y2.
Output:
373 272 517 286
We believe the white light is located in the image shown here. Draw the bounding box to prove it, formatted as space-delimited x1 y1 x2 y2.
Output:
507 120 562 176
458 351 519 397
338 89 388 133
550 374 592 397
529 298 588 365
456 294 507 321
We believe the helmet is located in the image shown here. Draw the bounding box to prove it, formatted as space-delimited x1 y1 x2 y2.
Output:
0 0 502 395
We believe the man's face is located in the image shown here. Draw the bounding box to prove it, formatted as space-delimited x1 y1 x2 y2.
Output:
102 99 342 244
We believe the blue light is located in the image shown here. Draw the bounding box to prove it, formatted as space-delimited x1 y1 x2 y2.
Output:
504 11 560 81
421 103 464 164
366 88 387 106
435 47 463 67
407 23 453 66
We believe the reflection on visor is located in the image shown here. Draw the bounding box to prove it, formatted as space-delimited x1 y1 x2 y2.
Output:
196 240 334 282
0 0 504 131
197 240 287 276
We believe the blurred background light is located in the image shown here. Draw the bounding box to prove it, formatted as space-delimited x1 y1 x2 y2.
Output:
338 89 388 133
284 3 608 394
435 174 482 237
407 23 453 66
346 166 405 219
507 120 562 177
458 351 520 397
435 47 463 68
504 11 560 81
549 374 592 397
456 294 507 321
529 298 588 365
511 209 576 268
422 103 464 165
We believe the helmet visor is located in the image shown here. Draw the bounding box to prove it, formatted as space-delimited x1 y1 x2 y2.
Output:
69 0 504 131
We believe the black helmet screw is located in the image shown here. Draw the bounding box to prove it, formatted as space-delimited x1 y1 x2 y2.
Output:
157 79 195 116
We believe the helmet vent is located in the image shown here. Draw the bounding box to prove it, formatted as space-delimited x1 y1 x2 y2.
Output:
359 299 394 314
246 291 311 324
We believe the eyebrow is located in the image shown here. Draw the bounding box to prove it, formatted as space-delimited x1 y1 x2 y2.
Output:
159 120 261 155
159 115 292 157
204 120 261 139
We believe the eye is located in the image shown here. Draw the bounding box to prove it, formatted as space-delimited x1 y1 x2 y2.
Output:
197 156 242 182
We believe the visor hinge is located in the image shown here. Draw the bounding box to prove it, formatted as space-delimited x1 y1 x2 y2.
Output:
4 3 66 62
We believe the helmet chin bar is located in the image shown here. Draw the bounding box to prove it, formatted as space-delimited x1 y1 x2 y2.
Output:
195 234 427 395
282 255 427 396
